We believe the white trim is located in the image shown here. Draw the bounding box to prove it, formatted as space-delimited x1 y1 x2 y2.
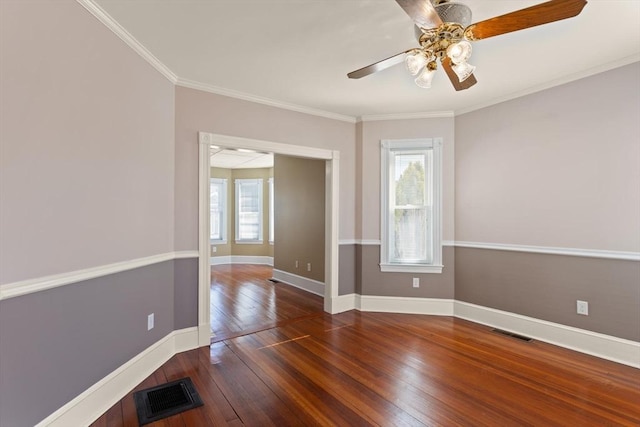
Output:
0 251 199 301
210 256 273 266
359 296 454 315
321 294 640 367
379 263 444 274
76 0 177 83
339 240 455 247
329 293 360 314
338 239 359 245
199 132 335 160
198 141 212 346
454 241 640 261
380 138 443 271
198 133 340 333
272 269 325 297
358 111 454 122
178 78 355 123
454 301 640 369
455 55 640 116
35 327 199 427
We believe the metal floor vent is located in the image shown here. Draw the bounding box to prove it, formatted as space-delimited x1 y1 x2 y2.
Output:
492 328 533 342
133 377 203 425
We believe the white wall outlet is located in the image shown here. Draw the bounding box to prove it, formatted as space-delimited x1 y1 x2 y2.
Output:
295 260 299 268
307 263 312 272
576 300 589 316
413 277 420 288
212 246 217 253
147 313 154 330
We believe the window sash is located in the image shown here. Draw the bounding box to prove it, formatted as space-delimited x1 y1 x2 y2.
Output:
380 139 443 273
268 178 274 244
235 178 263 243
210 178 227 243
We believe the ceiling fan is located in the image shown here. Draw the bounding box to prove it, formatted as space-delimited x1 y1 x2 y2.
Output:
347 0 588 91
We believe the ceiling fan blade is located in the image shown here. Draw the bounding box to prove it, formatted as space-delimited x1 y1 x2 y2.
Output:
395 0 443 30
441 57 477 91
347 50 412 79
464 0 587 41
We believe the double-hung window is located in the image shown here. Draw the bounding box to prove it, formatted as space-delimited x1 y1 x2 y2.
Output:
210 178 227 243
268 177 274 244
380 138 443 273
235 178 263 243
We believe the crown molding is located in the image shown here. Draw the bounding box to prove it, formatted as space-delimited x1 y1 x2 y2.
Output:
176 78 356 123
455 55 640 116
76 0 178 83
358 111 454 122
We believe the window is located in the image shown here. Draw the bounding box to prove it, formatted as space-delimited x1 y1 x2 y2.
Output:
380 138 443 273
235 178 263 243
268 177 274 244
210 178 227 243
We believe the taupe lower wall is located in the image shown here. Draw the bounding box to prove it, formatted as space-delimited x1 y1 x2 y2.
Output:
273 155 325 282
339 244 356 295
359 245 455 299
0 259 198 427
455 247 640 342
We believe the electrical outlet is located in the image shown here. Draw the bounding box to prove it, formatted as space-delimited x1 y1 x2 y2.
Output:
412 278 420 288
307 263 312 272
576 300 589 316
147 313 154 330
212 246 217 253
295 260 299 268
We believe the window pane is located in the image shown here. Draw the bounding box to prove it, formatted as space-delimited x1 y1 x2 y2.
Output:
210 180 225 241
236 179 262 241
394 154 425 206
393 208 431 262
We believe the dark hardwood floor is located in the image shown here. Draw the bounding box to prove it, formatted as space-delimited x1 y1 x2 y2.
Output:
91 265 640 426
209 264 324 342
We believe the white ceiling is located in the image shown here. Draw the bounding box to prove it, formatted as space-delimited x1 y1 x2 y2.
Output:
211 148 274 169
93 0 640 119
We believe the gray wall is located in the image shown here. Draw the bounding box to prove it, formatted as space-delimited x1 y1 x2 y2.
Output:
273 155 326 282
359 245 455 298
0 260 198 427
0 2 197 426
454 62 640 342
455 248 640 341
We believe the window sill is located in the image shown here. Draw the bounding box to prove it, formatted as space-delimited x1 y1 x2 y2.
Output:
235 240 264 245
210 239 227 245
379 263 443 274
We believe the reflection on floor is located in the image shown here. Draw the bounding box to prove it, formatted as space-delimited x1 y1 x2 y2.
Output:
210 264 324 342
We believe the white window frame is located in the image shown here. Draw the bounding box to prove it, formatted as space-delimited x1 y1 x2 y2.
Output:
235 178 264 244
210 178 227 244
268 177 274 244
380 138 443 273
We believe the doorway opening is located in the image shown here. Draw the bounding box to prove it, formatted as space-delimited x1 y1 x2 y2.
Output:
196 132 340 346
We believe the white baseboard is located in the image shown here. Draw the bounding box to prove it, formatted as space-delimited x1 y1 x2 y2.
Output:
359 295 454 315
454 301 640 368
329 293 359 314
272 269 325 296
210 255 273 266
36 327 200 427
323 295 640 368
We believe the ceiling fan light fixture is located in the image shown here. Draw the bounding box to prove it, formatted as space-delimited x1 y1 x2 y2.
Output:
414 61 437 88
452 60 476 82
405 50 430 75
446 40 472 64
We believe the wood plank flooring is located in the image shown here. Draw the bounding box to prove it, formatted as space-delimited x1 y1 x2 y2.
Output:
92 265 640 426
209 264 324 342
